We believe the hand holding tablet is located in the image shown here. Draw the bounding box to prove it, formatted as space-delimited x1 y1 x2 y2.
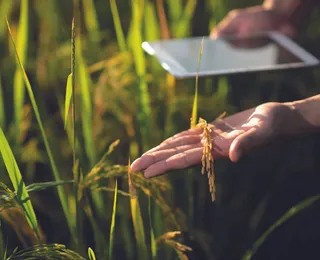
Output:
142 32 319 78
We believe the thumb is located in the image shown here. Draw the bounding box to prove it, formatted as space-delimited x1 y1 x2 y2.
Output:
229 127 263 162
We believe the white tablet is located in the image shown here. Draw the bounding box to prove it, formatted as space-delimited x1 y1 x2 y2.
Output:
142 31 319 79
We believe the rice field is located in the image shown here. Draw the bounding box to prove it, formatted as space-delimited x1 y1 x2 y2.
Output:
1 0 320 259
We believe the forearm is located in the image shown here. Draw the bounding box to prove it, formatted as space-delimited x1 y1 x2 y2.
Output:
263 0 315 28
285 94 320 134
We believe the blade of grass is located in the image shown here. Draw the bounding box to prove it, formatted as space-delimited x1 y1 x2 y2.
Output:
0 1 13 38
148 196 157 259
130 0 152 151
6 19 76 241
0 75 5 129
128 159 148 260
175 0 197 38
110 0 127 52
108 179 118 260
144 1 160 42
190 37 204 128
75 35 96 167
64 73 73 129
0 128 39 239
242 195 320 260
13 0 28 143
166 0 182 26
82 0 100 43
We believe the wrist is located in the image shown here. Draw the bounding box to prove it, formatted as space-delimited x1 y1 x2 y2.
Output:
283 96 320 135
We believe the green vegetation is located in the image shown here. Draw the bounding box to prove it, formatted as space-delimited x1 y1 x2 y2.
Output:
0 0 320 259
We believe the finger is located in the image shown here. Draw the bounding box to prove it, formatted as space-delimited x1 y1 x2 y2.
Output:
144 133 202 155
144 147 203 178
229 127 265 162
210 15 239 38
130 142 202 173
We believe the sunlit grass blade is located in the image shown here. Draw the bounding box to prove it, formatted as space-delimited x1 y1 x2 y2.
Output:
64 73 73 129
175 0 197 38
166 0 182 27
130 0 152 150
88 247 96 260
6 19 76 240
110 0 127 51
0 128 39 239
242 195 320 260
190 37 204 128
13 0 28 143
0 75 5 129
148 196 157 259
0 0 13 38
109 179 118 260
128 159 148 259
75 35 96 167
144 1 160 41
82 0 100 43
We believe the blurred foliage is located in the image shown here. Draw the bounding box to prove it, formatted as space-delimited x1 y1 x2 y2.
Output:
0 0 319 260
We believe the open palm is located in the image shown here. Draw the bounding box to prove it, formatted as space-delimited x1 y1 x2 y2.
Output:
131 103 294 178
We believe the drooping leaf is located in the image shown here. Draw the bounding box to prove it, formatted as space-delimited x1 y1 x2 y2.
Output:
0 128 38 238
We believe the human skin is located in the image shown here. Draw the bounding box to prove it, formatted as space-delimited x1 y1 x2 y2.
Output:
130 0 319 178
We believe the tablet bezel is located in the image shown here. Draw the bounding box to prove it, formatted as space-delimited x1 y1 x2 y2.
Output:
141 31 320 79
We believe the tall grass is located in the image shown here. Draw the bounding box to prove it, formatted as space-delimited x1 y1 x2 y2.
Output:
6 19 76 241
13 0 28 145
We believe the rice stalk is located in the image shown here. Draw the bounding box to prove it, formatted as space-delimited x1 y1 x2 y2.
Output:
157 231 192 260
0 128 39 239
108 180 118 260
190 37 204 128
6 244 86 260
130 0 152 151
0 0 13 38
128 159 148 259
13 0 28 144
6 19 76 242
0 75 5 129
110 0 127 51
174 0 197 38
148 196 157 259
82 0 100 43
166 0 182 31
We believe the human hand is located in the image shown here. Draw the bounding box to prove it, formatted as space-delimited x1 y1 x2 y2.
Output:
210 6 297 39
131 102 295 178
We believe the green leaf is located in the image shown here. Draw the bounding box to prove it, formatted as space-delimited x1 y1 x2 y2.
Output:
64 73 73 129
0 128 39 238
109 180 118 260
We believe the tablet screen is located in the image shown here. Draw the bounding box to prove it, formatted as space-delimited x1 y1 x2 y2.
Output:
143 35 305 76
